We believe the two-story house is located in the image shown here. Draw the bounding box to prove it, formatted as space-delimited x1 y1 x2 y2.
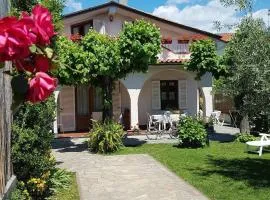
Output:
53 0 227 134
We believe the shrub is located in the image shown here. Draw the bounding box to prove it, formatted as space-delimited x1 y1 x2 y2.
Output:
88 120 125 154
12 125 56 181
27 177 48 198
177 117 208 148
235 133 257 143
48 168 72 194
11 96 57 198
10 181 31 200
12 96 56 181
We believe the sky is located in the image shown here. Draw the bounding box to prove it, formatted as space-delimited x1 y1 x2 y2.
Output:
64 0 270 33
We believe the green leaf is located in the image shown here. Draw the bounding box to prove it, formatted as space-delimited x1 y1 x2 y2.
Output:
11 92 24 112
36 46 44 54
45 47 54 59
0 62 4 69
29 44 37 53
11 75 29 95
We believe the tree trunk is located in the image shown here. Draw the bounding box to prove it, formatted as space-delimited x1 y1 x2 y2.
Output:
102 76 113 121
240 114 250 133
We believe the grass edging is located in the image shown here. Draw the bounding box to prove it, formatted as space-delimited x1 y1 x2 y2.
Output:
51 172 79 200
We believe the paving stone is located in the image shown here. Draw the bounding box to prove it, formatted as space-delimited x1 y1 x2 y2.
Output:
52 138 208 200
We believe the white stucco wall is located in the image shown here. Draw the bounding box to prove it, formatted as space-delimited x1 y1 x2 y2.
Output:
93 13 129 36
136 68 198 125
120 82 130 112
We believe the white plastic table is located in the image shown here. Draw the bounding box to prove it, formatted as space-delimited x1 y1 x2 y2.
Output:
151 114 180 131
151 115 164 131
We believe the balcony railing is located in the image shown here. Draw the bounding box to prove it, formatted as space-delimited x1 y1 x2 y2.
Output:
162 43 190 54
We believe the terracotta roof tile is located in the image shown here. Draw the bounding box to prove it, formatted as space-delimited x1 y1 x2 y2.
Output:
158 58 188 64
219 33 233 42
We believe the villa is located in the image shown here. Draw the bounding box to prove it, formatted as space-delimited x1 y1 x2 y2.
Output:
53 0 227 134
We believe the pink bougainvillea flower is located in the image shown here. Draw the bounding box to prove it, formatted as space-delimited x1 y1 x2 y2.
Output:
29 5 56 45
0 17 34 61
26 72 57 103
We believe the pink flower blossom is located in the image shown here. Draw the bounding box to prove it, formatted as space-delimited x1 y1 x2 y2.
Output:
14 55 51 73
26 72 57 103
35 55 50 72
0 17 34 61
30 5 56 45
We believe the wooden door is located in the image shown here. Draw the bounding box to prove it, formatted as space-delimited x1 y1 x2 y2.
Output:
76 85 93 131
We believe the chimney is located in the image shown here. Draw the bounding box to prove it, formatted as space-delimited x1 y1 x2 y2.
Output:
118 0 128 5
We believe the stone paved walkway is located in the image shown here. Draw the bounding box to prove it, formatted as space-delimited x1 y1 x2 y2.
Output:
52 138 208 200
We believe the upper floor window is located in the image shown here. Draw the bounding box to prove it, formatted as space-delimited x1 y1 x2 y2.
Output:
178 40 189 54
71 20 93 36
161 38 172 44
161 38 190 54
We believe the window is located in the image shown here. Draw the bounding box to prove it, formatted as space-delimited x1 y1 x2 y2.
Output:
94 87 103 112
160 80 178 110
161 38 172 44
71 20 93 36
76 85 90 116
178 40 189 53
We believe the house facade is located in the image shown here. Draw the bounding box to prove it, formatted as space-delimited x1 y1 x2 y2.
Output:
53 1 227 134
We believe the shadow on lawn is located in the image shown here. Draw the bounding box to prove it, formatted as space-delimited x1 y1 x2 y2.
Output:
208 133 236 143
123 137 146 147
197 156 270 188
52 138 88 153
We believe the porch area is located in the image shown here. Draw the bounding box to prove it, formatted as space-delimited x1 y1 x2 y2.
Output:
53 65 213 135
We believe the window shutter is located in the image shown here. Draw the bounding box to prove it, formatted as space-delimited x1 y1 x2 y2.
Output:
152 81 161 110
60 86 76 132
178 80 187 109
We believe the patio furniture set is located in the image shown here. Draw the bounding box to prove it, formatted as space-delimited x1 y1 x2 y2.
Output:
145 110 225 140
146 111 187 140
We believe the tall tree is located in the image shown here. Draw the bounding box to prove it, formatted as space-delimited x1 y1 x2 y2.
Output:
218 17 270 133
10 0 65 32
186 39 228 80
220 0 254 13
55 20 161 120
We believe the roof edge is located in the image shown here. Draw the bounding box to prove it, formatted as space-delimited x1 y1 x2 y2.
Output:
63 1 222 40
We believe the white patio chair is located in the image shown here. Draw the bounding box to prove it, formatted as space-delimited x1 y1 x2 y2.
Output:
163 111 178 139
146 113 160 139
246 133 270 156
210 110 224 126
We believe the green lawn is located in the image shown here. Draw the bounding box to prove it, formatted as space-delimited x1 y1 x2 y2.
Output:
51 173 80 200
116 142 270 200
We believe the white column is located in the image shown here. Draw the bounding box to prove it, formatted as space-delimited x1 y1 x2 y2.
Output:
53 87 61 137
201 87 213 117
128 89 141 129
